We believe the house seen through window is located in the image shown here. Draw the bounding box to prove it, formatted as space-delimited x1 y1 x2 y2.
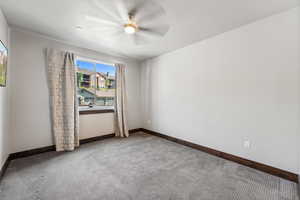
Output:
76 58 116 110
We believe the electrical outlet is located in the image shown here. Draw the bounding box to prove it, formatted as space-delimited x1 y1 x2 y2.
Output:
244 140 250 148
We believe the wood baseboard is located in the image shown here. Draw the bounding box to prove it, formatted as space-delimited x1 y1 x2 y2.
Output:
141 128 299 183
80 134 115 145
129 128 143 134
298 176 300 196
80 128 142 144
9 128 143 161
9 145 56 161
0 157 10 183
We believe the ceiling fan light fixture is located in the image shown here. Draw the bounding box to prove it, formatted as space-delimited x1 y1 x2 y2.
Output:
85 0 169 44
124 24 137 34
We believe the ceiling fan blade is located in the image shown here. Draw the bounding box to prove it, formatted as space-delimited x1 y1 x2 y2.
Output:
132 29 167 45
139 24 170 37
91 0 123 23
91 27 124 41
126 0 166 22
127 0 147 17
114 0 130 21
132 32 149 45
137 9 166 24
91 26 120 33
86 15 120 27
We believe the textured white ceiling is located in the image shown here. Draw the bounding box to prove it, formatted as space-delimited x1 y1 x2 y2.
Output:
0 0 299 60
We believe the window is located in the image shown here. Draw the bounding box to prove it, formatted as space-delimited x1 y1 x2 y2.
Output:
76 58 116 111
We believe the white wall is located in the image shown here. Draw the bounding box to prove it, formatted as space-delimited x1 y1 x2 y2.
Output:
10 29 142 153
141 7 300 173
79 113 114 140
0 9 10 169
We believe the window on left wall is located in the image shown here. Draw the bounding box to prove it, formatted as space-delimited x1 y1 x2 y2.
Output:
76 58 116 111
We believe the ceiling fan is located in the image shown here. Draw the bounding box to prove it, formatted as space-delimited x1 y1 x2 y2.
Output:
85 0 170 45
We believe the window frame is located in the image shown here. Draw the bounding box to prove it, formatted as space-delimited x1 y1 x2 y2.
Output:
76 56 116 114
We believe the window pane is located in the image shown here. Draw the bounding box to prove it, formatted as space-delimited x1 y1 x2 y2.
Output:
76 60 96 106
76 59 116 108
77 88 96 106
95 63 116 106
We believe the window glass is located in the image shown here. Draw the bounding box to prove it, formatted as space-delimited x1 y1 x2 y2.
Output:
76 59 115 109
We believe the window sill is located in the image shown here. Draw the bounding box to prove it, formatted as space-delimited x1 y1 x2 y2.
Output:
79 109 114 115
79 106 114 115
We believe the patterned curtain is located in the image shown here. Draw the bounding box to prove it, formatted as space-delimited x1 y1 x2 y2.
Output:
114 63 129 137
46 48 79 151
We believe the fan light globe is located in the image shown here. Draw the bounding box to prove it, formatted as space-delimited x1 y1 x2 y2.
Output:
124 24 136 34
